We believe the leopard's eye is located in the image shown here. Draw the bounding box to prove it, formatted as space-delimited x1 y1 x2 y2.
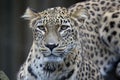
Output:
37 25 46 31
60 25 69 30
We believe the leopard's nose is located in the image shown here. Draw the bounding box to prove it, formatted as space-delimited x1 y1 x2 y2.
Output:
45 43 59 51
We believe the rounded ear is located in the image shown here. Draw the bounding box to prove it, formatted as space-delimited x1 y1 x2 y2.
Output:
70 8 89 23
22 7 38 20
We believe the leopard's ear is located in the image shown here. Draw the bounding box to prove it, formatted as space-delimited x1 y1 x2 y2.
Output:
22 7 38 20
71 8 89 23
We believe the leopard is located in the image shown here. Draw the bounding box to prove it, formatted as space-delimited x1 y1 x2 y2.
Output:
17 7 103 80
99 8 120 79
17 0 120 80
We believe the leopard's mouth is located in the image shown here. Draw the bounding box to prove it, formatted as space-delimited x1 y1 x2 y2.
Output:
43 54 63 63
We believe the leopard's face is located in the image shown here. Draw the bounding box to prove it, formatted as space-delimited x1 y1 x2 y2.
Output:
32 8 79 63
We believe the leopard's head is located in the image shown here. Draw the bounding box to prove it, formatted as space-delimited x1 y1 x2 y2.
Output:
22 7 88 66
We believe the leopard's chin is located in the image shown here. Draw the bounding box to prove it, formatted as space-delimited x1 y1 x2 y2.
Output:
43 59 63 73
43 63 57 72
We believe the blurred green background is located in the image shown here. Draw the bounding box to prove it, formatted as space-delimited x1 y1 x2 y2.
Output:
0 0 86 80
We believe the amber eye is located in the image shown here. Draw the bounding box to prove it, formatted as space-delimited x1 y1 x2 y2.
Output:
37 25 45 31
60 25 69 30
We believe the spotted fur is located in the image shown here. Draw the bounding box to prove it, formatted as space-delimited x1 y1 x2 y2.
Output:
99 9 120 79
68 0 120 79
17 0 120 80
100 9 120 55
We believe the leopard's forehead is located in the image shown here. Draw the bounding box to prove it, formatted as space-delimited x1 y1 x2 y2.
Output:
37 7 70 25
39 7 68 17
